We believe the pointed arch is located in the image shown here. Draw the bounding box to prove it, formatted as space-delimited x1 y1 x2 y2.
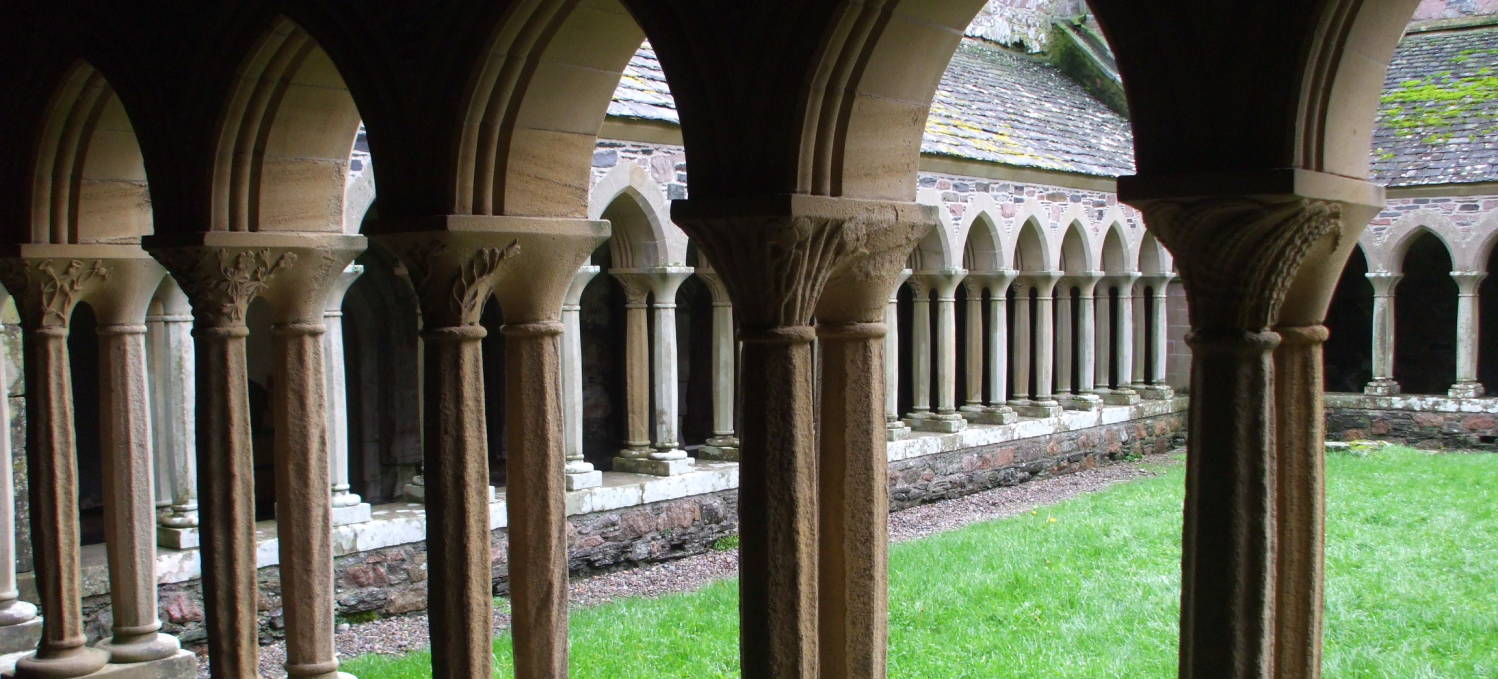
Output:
213 18 362 233
1385 221 1457 275
30 61 151 245
1059 219 1093 273
1100 221 1131 273
589 164 672 269
1475 210 1498 273
1013 217 1051 273
1138 231 1172 275
957 195 1004 273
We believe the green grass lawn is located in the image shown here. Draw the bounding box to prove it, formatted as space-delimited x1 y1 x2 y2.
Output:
342 446 1497 678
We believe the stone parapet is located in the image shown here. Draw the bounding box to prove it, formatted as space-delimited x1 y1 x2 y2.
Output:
1326 392 1498 450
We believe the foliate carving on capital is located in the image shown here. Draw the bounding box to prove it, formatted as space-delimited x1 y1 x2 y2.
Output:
1136 197 1341 330
613 273 650 306
678 215 872 328
402 238 521 324
156 248 296 325
0 259 111 328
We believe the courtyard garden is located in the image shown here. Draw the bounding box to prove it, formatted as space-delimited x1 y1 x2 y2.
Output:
341 446 1497 678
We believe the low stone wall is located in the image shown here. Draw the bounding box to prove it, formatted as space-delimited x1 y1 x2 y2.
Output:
1325 393 1498 450
77 407 1186 646
890 411 1185 509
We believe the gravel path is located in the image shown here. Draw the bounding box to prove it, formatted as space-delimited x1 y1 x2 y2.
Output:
195 452 1174 677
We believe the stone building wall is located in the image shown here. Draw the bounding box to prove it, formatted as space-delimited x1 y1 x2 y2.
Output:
1326 394 1498 450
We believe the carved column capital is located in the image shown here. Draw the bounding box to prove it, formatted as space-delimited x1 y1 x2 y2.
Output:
148 234 365 327
325 264 367 315
1364 271 1402 297
1450 270 1486 296
1065 271 1105 296
0 251 112 329
612 267 694 307
912 267 967 302
1129 195 1344 330
1021 270 1063 297
674 195 934 328
563 266 600 309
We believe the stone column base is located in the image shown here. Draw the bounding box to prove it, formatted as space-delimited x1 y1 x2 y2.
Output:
1139 385 1175 400
900 411 931 430
1014 401 1064 418
565 471 604 491
974 406 1018 425
331 501 373 526
1362 379 1400 396
1449 381 1485 399
883 421 912 442
1059 394 1103 411
156 526 199 550
698 436 741 461
1101 389 1140 406
958 405 986 421
0 649 196 679
613 456 696 476
0 618 40 656
913 413 967 433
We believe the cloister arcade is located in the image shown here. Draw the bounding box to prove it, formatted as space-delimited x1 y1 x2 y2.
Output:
0 1 1436 679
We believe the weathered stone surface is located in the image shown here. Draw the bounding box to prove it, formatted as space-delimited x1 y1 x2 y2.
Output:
1326 401 1498 450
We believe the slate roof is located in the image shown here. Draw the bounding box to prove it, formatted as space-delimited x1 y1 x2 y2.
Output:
1372 26 1498 186
606 29 1498 186
922 39 1133 176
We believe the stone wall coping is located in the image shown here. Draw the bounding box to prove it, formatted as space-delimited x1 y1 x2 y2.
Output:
54 398 1188 596
1326 391 1498 413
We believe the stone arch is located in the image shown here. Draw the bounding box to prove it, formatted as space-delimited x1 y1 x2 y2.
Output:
958 198 1004 273
454 0 645 217
1323 243 1372 392
29 62 151 244
1100 222 1131 274
1472 210 1498 274
1384 221 1458 275
1394 230 1458 394
1059 220 1093 274
589 164 674 268
343 169 377 235
213 18 362 233
909 212 958 272
1138 231 1171 275
1013 217 1051 273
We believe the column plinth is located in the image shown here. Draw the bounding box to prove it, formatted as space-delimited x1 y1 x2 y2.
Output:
1059 273 1104 411
977 271 1019 424
1102 273 1143 405
610 274 659 470
910 269 967 432
901 277 933 426
1014 272 1064 418
611 268 695 475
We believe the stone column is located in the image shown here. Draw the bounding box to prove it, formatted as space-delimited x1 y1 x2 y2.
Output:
813 208 927 679
1105 273 1142 405
148 278 200 549
982 271 1018 424
912 269 966 432
1130 279 1149 392
380 218 607 679
0 253 112 678
326 263 372 525
561 266 602 488
150 244 278 679
698 270 742 459
90 257 187 669
1449 271 1486 398
881 270 912 440
0 287 40 657
611 273 655 468
1124 175 1382 679
615 267 694 476
1362 272 1401 395
1009 278 1031 406
901 277 932 424
1141 274 1177 400
1017 272 1063 417
1061 273 1103 410
1055 281 1073 396
1094 280 1112 391
675 194 929 679
959 277 985 419
161 233 365 679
